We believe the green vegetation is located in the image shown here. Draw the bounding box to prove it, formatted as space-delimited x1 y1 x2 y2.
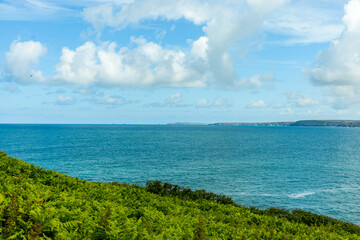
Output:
1 151 359 239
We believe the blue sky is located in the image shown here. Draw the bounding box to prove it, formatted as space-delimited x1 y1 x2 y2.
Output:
1 0 360 124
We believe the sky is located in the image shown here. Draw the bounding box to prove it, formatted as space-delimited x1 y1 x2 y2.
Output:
0 0 359 124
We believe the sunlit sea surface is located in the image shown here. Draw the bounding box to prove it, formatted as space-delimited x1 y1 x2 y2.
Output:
1 124 359 225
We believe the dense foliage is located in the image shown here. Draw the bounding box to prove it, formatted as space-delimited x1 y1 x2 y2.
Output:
1 151 359 239
145 180 235 205
145 181 360 234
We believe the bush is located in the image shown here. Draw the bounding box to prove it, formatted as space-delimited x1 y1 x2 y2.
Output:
1 152 359 239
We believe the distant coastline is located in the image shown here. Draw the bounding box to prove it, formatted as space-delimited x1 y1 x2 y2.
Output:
168 120 360 127
210 120 360 127
2 120 360 127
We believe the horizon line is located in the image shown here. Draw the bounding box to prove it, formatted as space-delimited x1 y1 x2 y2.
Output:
1 119 359 125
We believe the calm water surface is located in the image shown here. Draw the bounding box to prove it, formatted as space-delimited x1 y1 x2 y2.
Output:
1 124 359 225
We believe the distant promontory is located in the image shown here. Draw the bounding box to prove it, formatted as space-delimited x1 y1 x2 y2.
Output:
210 120 360 127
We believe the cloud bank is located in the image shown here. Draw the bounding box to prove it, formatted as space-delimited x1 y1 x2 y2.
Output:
264 0 344 44
306 0 360 98
54 39 207 88
4 0 287 89
5 40 47 84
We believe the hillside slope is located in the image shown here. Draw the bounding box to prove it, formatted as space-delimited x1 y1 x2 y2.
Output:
1 151 359 239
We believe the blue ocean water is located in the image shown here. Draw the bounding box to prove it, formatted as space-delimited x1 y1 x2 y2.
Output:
1 124 359 225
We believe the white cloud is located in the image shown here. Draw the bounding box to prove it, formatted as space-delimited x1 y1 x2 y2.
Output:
55 42 99 86
56 95 75 105
0 0 134 21
191 36 209 60
235 72 275 88
81 3 117 32
147 93 192 108
284 91 320 108
296 96 319 107
306 0 360 99
4 1 288 89
53 39 207 88
82 1 212 32
247 99 268 108
80 0 287 88
264 0 345 44
73 88 98 95
196 97 232 108
213 97 233 107
5 40 47 84
196 98 209 108
247 0 289 15
279 107 293 115
326 94 360 110
0 0 74 20
100 94 125 105
165 93 182 104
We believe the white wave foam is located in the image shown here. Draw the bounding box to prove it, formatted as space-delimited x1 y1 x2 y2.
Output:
288 191 315 199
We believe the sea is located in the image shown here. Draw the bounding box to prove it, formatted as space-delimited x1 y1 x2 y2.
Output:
0 124 359 225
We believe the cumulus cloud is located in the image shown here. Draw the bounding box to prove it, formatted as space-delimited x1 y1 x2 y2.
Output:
306 0 360 98
79 0 287 88
4 1 287 89
5 40 47 84
196 97 233 108
82 1 212 32
191 36 209 60
52 39 207 88
235 72 275 88
296 96 319 107
56 95 75 105
247 0 289 15
284 91 320 108
247 99 268 108
5 38 272 89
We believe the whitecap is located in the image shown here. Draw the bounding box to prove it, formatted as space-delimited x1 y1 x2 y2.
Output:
288 191 315 199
